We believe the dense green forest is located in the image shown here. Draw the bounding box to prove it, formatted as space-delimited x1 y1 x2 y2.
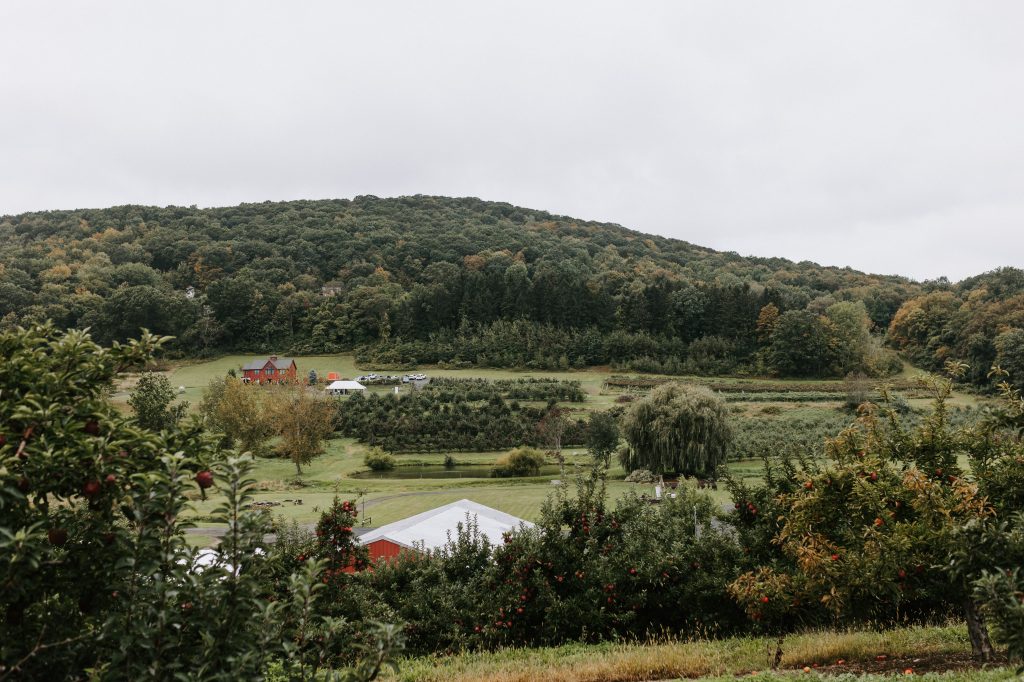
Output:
1 196 1020 384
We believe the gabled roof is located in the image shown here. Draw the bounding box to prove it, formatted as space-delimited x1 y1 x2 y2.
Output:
241 356 296 371
326 380 365 390
359 499 533 552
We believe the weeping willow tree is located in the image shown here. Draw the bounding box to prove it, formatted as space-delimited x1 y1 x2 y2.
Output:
619 383 732 477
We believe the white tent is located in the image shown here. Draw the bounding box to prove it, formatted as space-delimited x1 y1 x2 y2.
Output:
326 380 366 395
359 499 533 552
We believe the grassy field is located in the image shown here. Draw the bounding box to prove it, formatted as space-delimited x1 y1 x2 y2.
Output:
383 624 1014 682
148 354 981 537
116 354 630 411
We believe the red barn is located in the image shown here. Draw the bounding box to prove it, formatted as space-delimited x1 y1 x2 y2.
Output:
356 499 533 566
240 356 297 384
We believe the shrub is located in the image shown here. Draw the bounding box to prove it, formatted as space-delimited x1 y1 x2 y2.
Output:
364 448 396 471
624 469 657 483
491 447 546 478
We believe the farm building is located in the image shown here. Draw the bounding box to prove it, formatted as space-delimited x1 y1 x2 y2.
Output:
326 380 366 396
358 499 532 564
241 356 297 384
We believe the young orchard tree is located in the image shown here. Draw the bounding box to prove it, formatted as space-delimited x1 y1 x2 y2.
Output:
619 383 732 478
314 497 369 576
537 405 570 476
270 384 337 474
127 371 189 431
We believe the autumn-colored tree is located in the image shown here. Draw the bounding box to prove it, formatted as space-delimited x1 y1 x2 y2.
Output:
202 377 275 457
270 384 336 474
755 303 780 343
728 372 1002 660
886 291 960 368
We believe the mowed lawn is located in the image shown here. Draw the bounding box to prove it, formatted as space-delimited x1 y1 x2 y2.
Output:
190 484 627 528
184 435 733 528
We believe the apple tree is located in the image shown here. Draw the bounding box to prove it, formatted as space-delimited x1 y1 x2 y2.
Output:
0 324 401 680
729 373 1002 660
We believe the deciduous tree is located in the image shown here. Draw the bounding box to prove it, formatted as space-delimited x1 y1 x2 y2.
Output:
619 383 732 477
270 384 336 474
202 377 275 457
128 371 188 431
586 410 620 468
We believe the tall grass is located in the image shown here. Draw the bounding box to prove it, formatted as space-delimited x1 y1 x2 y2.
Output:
384 625 986 682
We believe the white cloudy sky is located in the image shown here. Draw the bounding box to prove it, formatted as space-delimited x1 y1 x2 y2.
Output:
1 2 1022 281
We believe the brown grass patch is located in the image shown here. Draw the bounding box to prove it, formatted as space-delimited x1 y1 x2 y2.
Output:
386 625 980 682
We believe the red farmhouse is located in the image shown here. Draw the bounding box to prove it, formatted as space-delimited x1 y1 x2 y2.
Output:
241 356 297 384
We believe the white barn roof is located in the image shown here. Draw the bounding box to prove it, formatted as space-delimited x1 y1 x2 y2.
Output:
359 499 533 552
326 380 365 391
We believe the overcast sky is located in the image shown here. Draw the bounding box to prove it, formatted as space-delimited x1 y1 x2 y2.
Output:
1 2 1022 281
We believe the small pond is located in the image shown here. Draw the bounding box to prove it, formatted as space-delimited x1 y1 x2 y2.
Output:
350 463 569 479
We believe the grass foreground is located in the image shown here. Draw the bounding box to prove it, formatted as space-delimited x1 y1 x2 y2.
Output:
383 625 1016 682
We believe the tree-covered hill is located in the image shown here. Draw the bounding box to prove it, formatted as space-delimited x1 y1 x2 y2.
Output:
0 195 1018 382
889 267 1024 387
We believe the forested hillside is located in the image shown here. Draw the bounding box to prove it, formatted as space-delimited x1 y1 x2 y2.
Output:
0 195 1019 383
889 267 1024 387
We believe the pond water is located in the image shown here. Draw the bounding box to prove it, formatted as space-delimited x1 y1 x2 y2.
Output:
350 463 569 479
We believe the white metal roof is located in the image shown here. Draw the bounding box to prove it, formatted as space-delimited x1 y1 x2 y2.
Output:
326 380 365 390
359 499 533 552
